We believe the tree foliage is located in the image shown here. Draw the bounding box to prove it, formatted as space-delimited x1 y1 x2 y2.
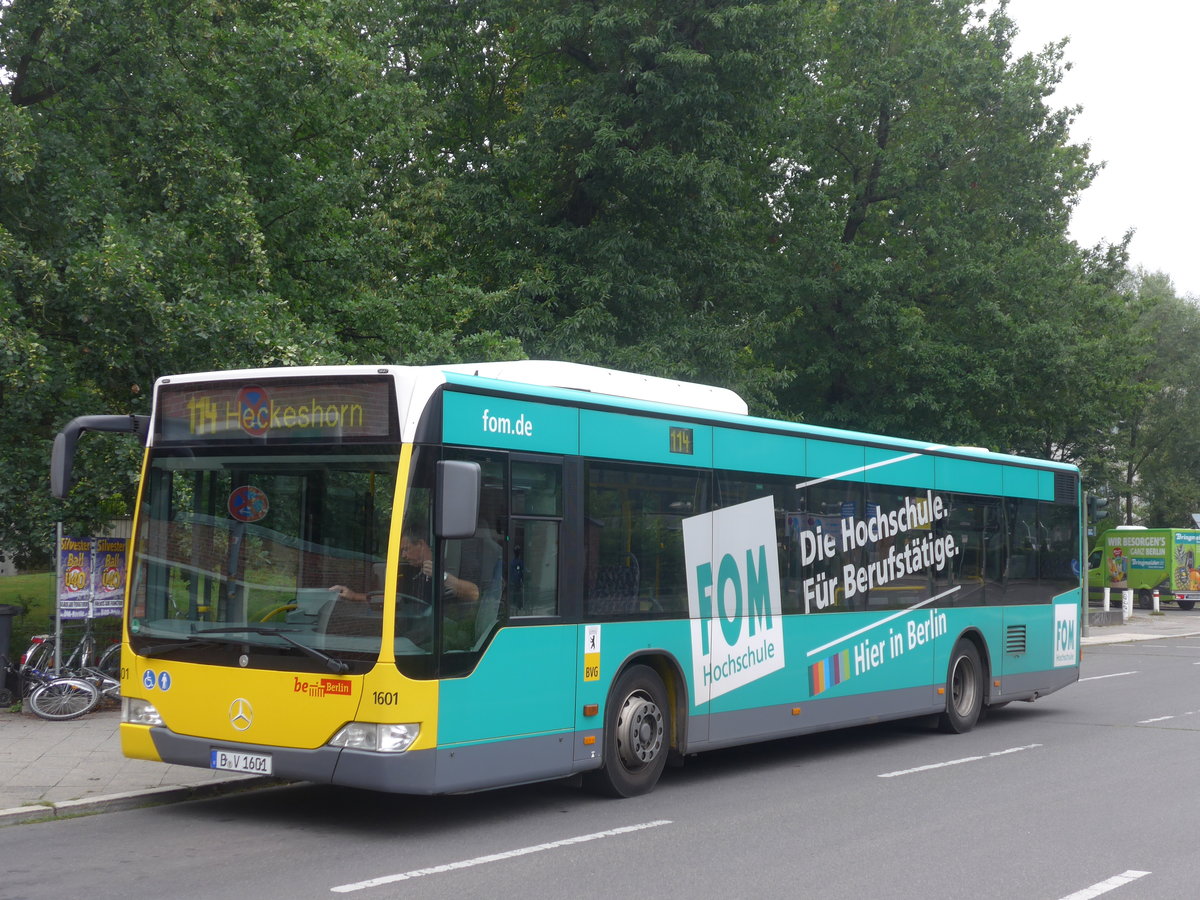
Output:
0 0 1190 562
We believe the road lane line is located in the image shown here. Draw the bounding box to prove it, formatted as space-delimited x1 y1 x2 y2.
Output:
1137 715 1175 724
330 820 673 893
1079 671 1138 681
878 744 1041 778
1058 869 1150 899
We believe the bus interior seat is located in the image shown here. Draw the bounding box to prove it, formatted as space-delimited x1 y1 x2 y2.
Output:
587 554 640 616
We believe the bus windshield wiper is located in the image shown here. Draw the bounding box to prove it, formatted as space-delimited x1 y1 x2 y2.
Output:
194 626 350 674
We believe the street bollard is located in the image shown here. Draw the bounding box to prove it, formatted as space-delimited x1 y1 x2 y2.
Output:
1103 587 1111 612
1122 589 1133 623
1153 589 1161 613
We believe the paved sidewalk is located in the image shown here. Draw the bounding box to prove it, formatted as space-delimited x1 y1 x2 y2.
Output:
2 609 1196 827
0 705 263 825
1081 608 1200 645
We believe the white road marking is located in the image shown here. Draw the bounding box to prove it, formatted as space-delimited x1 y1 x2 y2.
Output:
878 744 1041 778
1058 869 1150 899
1137 715 1175 724
1079 671 1138 681
330 820 673 893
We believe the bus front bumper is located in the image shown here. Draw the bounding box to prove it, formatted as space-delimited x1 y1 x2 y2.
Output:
128 723 440 794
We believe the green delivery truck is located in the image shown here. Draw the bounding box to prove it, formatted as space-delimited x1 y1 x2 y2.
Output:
1087 527 1200 610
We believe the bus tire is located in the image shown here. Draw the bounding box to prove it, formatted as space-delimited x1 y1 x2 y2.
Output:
585 664 669 798
1177 601 1195 611
938 639 982 734
1138 590 1153 610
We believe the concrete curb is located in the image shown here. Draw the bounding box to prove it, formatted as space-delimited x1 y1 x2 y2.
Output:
0 776 281 827
1083 629 1200 646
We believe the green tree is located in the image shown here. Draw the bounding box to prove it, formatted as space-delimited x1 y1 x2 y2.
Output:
1107 271 1200 526
0 0 1189 566
0 0 512 563
397 0 802 406
767 0 1113 453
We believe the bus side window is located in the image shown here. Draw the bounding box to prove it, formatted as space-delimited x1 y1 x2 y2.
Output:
583 461 706 618
510 459 563 617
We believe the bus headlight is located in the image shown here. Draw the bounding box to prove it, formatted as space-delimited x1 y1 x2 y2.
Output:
122 697 164 726
329 722 420 753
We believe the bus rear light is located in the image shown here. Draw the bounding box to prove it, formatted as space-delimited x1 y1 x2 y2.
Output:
329 722 419 753
123 697 164 726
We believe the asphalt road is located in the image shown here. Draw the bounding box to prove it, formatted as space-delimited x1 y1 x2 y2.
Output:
4 634 1199 900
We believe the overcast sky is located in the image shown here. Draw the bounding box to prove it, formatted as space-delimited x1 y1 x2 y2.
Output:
1001 1 1200 297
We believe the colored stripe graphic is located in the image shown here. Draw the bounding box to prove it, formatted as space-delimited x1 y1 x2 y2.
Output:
809 649 851 696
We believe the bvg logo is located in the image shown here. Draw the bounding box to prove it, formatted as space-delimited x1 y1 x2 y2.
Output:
684 496 786 703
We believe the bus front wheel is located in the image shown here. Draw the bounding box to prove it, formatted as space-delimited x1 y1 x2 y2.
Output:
938 639 982 734
585 665 669 798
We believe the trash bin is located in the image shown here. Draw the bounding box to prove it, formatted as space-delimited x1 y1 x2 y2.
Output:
0 603 20 697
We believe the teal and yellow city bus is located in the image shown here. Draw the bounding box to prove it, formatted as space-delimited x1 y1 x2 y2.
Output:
51 361 1082 797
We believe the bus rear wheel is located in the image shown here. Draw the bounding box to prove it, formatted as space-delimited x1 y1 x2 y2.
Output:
938 639 982 734
585 665 669 798
1177 600 1195 611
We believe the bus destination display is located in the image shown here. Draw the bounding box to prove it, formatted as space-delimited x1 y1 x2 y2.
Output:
156 377 396 443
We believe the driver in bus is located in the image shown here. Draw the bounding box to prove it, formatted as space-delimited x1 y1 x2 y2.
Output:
328 537 480 604
328 534 491 649
396 534 480 606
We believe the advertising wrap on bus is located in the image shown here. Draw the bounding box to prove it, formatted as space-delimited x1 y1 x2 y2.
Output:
50 360 1083 799
1087 527 1200 610
684 496 786 703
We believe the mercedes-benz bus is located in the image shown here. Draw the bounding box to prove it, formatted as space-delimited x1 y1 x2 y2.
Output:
51 360 1082 796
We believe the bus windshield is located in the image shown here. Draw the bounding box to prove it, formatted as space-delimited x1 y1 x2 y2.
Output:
128 445 398 674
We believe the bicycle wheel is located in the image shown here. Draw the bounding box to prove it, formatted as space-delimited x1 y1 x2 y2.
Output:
28 678 100 721
22 637 56 673
98 643 122 681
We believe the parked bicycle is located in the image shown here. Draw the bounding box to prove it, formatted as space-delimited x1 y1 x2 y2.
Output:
6 619 124 721
25 673 104 720
0 632 68 708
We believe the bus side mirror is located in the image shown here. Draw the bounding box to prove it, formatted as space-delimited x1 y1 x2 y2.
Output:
51 415 150 499
435 460 481 540
50 431 74 499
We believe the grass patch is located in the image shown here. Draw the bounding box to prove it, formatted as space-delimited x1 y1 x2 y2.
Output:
0 573 57 663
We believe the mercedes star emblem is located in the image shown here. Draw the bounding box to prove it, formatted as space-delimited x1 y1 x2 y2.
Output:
228 698 254 731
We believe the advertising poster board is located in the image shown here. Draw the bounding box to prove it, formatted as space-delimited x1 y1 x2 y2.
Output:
57 535 94 620
92 538 127 618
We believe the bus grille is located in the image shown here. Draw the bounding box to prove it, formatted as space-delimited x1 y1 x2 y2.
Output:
1005 625 1028 655
1054 471 1078 504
